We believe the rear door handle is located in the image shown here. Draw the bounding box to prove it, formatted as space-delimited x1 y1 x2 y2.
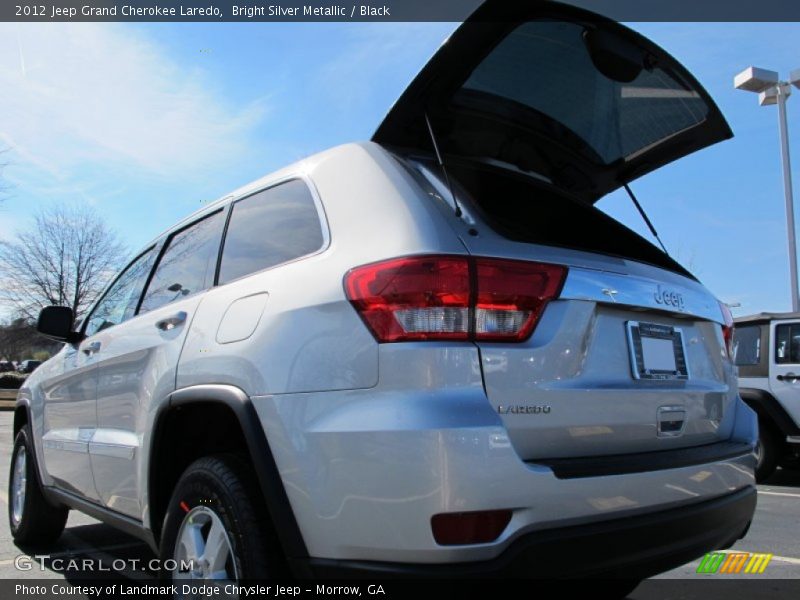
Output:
777 372 800 381
82 341 102 355
155 311 187 331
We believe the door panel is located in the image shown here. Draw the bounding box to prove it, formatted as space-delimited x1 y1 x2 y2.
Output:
40 344 101 500
89 295 204 517
770 320 800 427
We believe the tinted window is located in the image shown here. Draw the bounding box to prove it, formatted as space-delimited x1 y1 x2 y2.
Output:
139 211 224 314
461 21 710 164
85 248 156 336
733 325 761 367
775 324 800 364
219 180 324 285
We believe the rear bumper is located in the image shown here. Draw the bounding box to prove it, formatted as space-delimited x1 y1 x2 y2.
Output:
304 486 756 579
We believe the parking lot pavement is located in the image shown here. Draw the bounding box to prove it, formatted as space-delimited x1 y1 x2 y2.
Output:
0 410 798 595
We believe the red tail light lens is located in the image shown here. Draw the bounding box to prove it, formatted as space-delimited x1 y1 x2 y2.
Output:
344 255 567 343
719 301 735 358
431 510 512 545
343 256 470 342
475 257 566 341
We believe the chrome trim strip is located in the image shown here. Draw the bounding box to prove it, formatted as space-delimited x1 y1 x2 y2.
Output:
89 429 139 460
560 267 722 323
88 442 135 460
42 439 87 454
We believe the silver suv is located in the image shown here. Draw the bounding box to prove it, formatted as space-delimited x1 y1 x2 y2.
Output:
9 1 756 584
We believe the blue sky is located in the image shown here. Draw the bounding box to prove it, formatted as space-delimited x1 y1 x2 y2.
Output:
1 19 800 317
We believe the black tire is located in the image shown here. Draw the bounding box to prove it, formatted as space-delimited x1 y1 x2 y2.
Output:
159 454 285 581
755 421 780 483
8 427 69 546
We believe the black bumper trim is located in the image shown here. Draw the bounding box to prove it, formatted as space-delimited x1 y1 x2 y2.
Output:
532 440 754 479
304 486 757 579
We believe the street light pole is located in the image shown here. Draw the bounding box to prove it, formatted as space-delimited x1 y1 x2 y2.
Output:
735 67 800 313
776 83 800 312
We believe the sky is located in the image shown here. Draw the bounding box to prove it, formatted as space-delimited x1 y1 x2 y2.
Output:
1 19 800 317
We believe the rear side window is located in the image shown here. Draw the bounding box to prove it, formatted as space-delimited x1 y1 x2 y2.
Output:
139 210 225 314
733 325 761 367
85 248 157 336
219 179 324 285
775 323 800 364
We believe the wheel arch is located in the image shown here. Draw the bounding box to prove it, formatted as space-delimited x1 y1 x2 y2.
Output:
13 400 30 439
739 387 800 438
147 384 309 574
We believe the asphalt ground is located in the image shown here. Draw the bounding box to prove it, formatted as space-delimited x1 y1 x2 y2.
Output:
0 410 797 599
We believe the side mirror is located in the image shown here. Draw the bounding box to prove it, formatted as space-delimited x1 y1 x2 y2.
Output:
37 306 80 343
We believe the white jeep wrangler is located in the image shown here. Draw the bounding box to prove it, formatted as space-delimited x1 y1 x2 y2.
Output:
734 313 800 480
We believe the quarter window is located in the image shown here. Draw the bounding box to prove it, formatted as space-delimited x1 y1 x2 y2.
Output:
218 179 324 285
85 248 156 337
775 323 800 364
139 210 225 314
733 325 761 366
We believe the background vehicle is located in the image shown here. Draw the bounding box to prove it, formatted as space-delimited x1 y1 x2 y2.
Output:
16 360 41 374
734 312 800 481
9 1 756 585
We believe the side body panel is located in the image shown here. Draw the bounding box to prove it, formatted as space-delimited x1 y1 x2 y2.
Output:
176 145 466 398
36 343 101 500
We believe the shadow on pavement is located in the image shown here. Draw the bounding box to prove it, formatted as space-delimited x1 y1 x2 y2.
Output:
765 467 800 487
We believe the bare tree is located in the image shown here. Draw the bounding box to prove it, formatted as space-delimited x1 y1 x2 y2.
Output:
0 319 33 362
0 204 128 321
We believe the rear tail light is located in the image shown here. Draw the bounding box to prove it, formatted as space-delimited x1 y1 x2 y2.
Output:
719 301 734 358
344 255 566 343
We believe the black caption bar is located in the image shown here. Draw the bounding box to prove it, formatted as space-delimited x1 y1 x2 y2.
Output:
5 0 478 21
4 579 800 600
4 0 800 22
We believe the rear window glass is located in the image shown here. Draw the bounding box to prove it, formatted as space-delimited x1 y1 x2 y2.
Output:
461 20 709 164
219 179 324 285
733 325 761 366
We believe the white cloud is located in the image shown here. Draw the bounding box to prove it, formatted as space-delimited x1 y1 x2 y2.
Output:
0 23 267 179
